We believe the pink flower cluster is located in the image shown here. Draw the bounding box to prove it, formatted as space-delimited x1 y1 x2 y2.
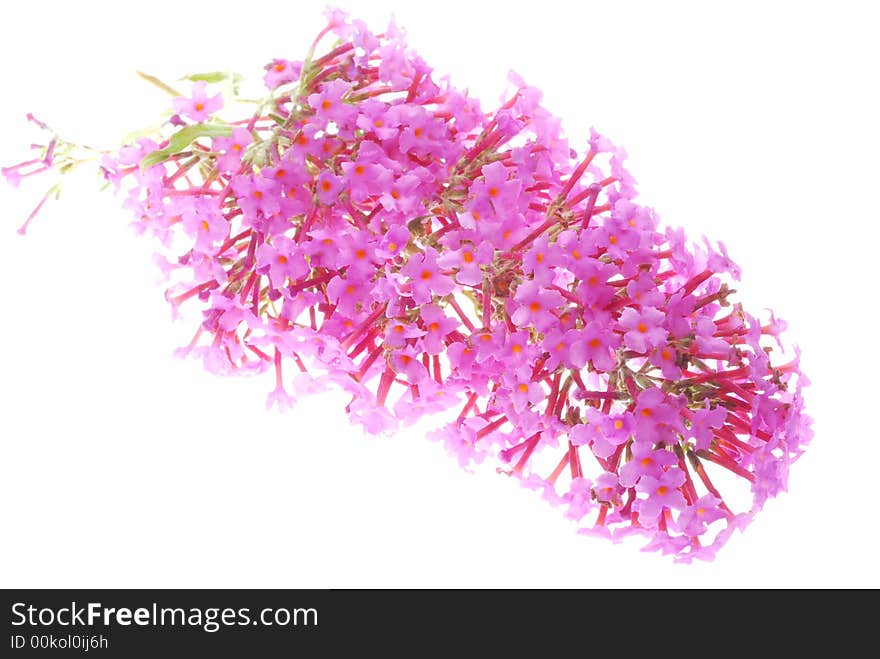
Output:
6 9 811 561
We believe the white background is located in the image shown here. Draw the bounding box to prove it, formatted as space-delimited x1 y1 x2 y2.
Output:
1 0 877 588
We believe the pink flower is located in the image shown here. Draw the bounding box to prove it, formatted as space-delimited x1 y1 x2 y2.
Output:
571 321 619 372
256 237 309 290
11 10 810 562
384 319 425 349
232 174 281 222
308 79 357 128
180 198 227 252
472 161 522 216
502 368 544 413
510 280 563 330
172 81 223 122
264 58 303 89
619 306 668 354
400 248 455 304
418 304 458 354
690 404 728 451
315 171 343 205
648 344 681 379
674 495 726 536
341 156 392 203
326 274 366 316
619 442 678 488
574 259 616 308
390 346 429 383
633 387 684 445
376 225 411 261
213 128 253 174
635 468 688 526
437 241 493 286
541 328 581 371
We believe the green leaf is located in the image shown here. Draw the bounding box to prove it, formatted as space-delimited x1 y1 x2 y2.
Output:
140 124 233 170
184 71 229 83
136 71 183 97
